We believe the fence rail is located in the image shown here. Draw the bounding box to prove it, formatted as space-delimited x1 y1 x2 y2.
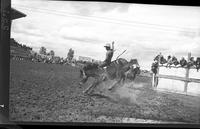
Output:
158 65 197 69
156 74 200 83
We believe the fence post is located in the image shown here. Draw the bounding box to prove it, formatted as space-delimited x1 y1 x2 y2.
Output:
157 52 161 73
184 52 191 93
152 73 155 88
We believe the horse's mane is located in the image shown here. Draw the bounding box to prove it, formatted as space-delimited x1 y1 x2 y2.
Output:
111 58 129 65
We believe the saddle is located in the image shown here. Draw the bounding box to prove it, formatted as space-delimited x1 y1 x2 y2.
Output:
106 58 130 79
83 58 130 78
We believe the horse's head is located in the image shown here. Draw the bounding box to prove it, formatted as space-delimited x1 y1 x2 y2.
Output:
127 60 140 72
125 65 140 81
129 59 140 67
133 66 141 75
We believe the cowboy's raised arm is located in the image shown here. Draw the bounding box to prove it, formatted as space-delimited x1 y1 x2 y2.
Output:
112 41 114 51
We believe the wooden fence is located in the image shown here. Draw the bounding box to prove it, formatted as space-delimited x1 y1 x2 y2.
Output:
152 52 200 96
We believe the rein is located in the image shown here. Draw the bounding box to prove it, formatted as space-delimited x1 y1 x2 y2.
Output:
116 50 127 60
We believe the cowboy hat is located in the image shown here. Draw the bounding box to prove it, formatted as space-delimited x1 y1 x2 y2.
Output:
104 43 111 48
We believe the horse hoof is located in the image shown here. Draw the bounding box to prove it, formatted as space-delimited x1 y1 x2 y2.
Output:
83 90 88 94
108 88 114 92
79 82 84 85
83 90 92 96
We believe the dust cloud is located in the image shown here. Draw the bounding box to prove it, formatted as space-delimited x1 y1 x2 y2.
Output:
94 80 145 105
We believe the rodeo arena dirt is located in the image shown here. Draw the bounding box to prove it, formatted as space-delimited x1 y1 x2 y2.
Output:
9 54 200 123
9 1 200 124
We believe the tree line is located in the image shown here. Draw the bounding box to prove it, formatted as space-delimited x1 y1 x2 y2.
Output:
39 47 74 63
10 38 75 64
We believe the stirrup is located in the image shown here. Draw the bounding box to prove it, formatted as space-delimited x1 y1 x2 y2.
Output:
83 75 87 79
82 72 86 77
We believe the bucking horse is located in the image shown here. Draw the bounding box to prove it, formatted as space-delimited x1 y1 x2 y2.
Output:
79 58 140 95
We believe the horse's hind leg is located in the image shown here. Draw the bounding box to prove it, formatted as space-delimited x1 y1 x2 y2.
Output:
83 77 100 95
79 76 88 85
108 78 122 91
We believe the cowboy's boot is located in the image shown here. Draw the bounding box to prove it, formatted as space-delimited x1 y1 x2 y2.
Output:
82 71 87 78
79 76 87 85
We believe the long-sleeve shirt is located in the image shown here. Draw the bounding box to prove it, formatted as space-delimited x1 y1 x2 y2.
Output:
104 49 114 64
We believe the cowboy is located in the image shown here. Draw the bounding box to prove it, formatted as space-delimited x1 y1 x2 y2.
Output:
81 41 115 79
99 41 115 68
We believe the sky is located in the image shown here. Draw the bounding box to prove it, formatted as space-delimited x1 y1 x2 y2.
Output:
11 0 200 70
